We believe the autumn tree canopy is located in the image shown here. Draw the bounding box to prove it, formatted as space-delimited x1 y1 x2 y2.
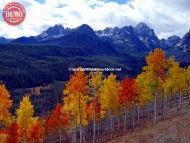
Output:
119 77 138 110
63 68 89 127
46 103 70 131
16 96 36 135
100 73 120 116
0 83 12 124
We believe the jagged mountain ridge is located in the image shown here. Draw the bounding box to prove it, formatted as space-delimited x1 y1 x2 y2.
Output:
134 22 160 50
96 23 188 53
41 24 118 56
4 22 189 55
99 26 148 53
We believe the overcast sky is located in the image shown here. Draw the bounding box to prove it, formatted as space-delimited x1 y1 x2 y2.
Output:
0 0 190 39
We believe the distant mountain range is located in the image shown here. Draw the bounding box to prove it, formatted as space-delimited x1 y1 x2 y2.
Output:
1 22 190 54
0 22 189 89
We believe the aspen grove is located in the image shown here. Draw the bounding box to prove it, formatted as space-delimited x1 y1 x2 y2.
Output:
0 48 190 143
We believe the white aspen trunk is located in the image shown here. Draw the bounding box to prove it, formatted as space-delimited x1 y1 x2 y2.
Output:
147 107 150 120
97 122 100 138
163 98 166 120
178 92 182 110
137 106 140 126
59 129 62 143
79 94 82 143
72 131 75 143
110 113 113 140
80 125 82 143
73 118 77 143
189 83 190 103
117 115 120 133
146 107 148 119
83 127 85 143
25 131 28 143
189 83 190 104
124 106 127 133
93 97 96 143
169 91 173 108
132 106 135 131
188 81 190 101
154 92 157 124
113 116 115 134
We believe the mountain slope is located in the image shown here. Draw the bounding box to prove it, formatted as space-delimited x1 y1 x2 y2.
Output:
43 24 118 56
176 30 190 52
98 26 148 53
0 42 143 89
160 35 181 49
37 24 72 41
13 25 71 43
0 37 10 43
134 22 160 50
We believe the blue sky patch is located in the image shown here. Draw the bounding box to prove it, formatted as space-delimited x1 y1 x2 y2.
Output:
36 0 46 4
0 10 3 22
106 0 128 4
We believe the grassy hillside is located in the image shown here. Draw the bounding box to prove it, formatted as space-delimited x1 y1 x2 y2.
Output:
108 101 190 143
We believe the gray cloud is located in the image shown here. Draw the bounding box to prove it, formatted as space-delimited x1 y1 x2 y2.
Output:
0 0 189 39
